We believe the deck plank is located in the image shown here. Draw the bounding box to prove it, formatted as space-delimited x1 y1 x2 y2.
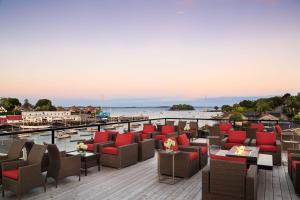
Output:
1 151 300 200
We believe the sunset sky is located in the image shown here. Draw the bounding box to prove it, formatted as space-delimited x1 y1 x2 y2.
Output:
0 0 300 106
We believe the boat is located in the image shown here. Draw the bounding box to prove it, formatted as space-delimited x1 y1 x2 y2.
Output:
20 125 50 129
55 133 71 139
40 133 51 136
80 133 93 137
131 124 141 128
104 126 116 130
65 129 78 135
18 133 31 138
86 127 98 132
113 124 124 128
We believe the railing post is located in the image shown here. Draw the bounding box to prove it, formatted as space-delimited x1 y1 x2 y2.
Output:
149 119 152 124
98 125 101 131
165 118 167 125
51 130 55 144
233 120 236 128
128 122 130 132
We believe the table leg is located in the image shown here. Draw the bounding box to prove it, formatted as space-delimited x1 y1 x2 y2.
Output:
98 157 100 171
85 160 87 176
172 154 175 184
158 153 161 182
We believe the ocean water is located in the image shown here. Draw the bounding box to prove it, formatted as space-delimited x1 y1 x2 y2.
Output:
1 107 221 152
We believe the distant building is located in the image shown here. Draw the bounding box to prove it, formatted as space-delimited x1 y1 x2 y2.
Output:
22 111 81 123
6 115 23 123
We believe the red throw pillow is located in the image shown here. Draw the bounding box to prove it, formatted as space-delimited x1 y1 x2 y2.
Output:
161 125 175 135
94 131 109 143
210 154 246 164
250 123 265 132
275 125 282 134
115 133 133 147
256 132 276 145
227 131 246 143
219 122 232 132
177 134 190 145
143 124 155 134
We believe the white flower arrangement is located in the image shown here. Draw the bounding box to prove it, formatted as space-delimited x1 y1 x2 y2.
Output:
76 142 87 152
163 138 176 151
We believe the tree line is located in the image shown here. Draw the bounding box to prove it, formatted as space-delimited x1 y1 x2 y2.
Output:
0 98 56 115
221 93 300 120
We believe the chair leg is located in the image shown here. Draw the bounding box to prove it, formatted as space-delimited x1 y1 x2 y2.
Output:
79 174 81 181
55 180 58 188
2 189 4 197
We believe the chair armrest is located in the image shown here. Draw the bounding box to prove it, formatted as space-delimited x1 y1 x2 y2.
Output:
98 141 115 152
60 151 66 157
118 143 138 155
83 139 94 144
61 155 81 169
291 153 300 161
178 145 199 152
250 139 256 146
2 160 27 171
19 163 41 184
0 155 8 161
246 165 258 200
190 142 208 147
139 138 155 145
288 149 300 154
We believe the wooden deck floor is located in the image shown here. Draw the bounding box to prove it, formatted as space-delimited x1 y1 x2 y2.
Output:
2 152 300 200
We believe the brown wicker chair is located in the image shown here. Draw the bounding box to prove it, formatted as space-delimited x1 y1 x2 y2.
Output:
0 139 26 183
45 144 81 187
177 121 187 134
177 133 208 169
202 159 257 200
100 133 138 169
2 144 47 199
208 126 223 151
189 121 198 139
153 125 178 149
246 128 257 142
134 132 155 161
288 149 300 194
250 132 281 165
158 150 199 178
84 131 114 153
221 131 250 149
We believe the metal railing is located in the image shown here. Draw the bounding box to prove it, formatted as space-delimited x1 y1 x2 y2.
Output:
0 117 297 145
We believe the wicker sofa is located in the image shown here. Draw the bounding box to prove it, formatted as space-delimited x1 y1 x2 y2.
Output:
84 131 114 153
287 149 300 194
221 131 250 149
100 133 138 169
250 132 281 165
202 155 257 200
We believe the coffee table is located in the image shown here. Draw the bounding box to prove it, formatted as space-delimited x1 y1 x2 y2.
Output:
257 154 273 170
67 151 101 176
158 150 181 185
226 146 259 165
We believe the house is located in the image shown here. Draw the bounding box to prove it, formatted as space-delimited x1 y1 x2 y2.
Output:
0 106 7 113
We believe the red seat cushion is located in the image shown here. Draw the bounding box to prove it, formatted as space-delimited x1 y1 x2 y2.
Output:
3 169 19 180
250 123 265 132
210 154 247 164
177 134 190 145
256 132 276 145
224 143 241 149
141 133 150 140
115 133 133 147
219 122 232 134
201 146 208 155
86 144 94 151
259 145 277 152
143 124 155 134
161 125 175 135
292 160 298 171
155 135 167 141
94 131 109 143
189 152 198 161
227 131 246 143
102 147 119 155
275 125 282 135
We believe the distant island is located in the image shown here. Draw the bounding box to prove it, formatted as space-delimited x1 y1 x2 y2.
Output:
169 104 195 111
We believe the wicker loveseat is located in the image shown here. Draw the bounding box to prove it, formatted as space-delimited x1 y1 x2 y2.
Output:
221 131 250 149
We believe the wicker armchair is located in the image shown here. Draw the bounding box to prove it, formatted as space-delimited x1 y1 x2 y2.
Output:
153 125 178 149
177 121 187 134
177 133 208 169
208 126 223 151
0 139 26 183
134 132 155 161
287 149 300 194
137 124 157 140
219 122 233 135
250 132 281 165
158 150 199 178
101 133 138 169
84 131 113 153
221 131 250 149
46 144 81 187
250 123 265 132
202 158 257 200
2 144 47 199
